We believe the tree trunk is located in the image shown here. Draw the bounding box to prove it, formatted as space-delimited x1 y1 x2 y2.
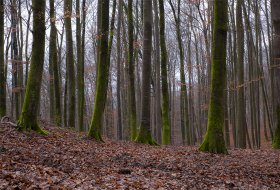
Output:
199 0 228 154
76 0 84 131
49 0 62 126
158 0 170 145
127 0 137 141
272 0 280 148
0 0 5 117
18 0 47 134
236 0 246 148
64 0 75 128
135 0 157 145
88 0 110 141
116 0 123 140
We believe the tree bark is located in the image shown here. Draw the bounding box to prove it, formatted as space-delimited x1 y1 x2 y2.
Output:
158 0 170 145
64 0 75 128
271 0 280 148
18 0 47 134
199 0 228 154
0 0 5 117
88 0 110 141
135 0 157 145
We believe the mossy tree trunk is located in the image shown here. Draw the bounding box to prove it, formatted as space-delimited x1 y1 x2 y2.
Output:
18 0 47 134
49 0 62 126
236 0 246 148
135 0 157 145
158 0 170 145
199 0 228 154
88 0 109 141
271 0 280 149
64 0 75 128
0 0 5 118
128 0 137 141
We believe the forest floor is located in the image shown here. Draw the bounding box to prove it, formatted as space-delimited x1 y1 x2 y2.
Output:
0 122 280 190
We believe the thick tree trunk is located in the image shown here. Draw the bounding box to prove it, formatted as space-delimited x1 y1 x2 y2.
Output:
135 0 157 145
272 0 280 148
18 0 47 134
0 0 5 117
88 0 110 141
199 0 228 154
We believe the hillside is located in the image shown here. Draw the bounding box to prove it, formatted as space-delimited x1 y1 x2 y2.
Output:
0 122 280 189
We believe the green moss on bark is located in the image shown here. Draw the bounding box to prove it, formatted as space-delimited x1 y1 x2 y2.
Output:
199 0 228 154
273 107 280 148
271 0 280 149
18 0 47 135
128 0 137 141
88 0 110 141
135 126 158 145
135 0 156 145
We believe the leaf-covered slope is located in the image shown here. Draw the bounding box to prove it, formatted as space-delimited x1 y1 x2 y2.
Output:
0 123 279 189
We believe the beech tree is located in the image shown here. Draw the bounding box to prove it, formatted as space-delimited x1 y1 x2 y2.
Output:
158 0 170 145
199 0 228 154
169 0 190 145
18 0 47 134
135 0 157 145
236 0 246 148
272 0 280 148
127 0 137 141
64 0 75 128
88 0 110 140
0 0 5 117
49 0 61 126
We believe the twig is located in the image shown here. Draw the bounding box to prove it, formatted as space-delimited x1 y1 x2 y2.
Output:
0 116 19 128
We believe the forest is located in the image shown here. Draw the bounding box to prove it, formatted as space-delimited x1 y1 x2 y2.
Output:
0 0 280 189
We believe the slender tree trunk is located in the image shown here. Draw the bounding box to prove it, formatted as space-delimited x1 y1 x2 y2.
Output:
116 0 123 140
158 0 170 145
127 0 137 141
64 0 75 128
11 0 20 119
76 0 84 131
236 0 246 148
49 0 62 126
80 0 86 130
153 0 162 144
169 0 190 145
